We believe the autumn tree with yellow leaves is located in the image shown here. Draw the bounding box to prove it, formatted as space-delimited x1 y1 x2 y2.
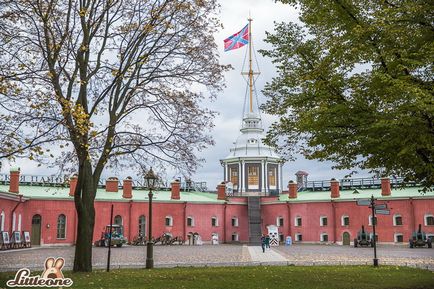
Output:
0 0 228 271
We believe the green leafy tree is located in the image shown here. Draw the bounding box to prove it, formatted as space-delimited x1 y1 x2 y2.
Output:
0 0 228 271
261 0 433 188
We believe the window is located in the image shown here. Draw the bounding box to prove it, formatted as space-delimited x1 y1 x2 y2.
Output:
57 214 66 239
211 217 218 227
268 167 277 188
369 215 377 226
394 233 403 243
231 233 239 241
295 234 302 241
320 216 328 226
187 216 194 227
165 216 173 226
279 234 284 242
295 217 302 227
114 215 122 225
393 214 403 226
138 215 146 236
277 217 284 227
341 215 350 226
231 217 238 227
247 165 259 189
320 233 328 242
229 167 238 188
425 214 434 226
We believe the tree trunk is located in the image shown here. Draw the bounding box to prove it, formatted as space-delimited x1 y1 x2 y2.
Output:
73 160 96 272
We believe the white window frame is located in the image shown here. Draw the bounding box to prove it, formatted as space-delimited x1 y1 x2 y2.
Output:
211 216 219 227
424 214 434 226
394 233 403 243
294 216 302 227
295 233 302 241
0 210 5 231
187 216 194 227
231 233 239 242
341 215 350 226
320 216 328 227
165 215 173 227
393 214 403 226
12 212 16 231
277 216 284 227
231 217 239 227
320 233 329 242
18 214 22 231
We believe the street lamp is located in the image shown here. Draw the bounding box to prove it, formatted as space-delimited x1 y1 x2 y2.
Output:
144 167 158 269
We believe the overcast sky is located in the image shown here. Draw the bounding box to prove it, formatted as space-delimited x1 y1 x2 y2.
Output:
1 0 371 187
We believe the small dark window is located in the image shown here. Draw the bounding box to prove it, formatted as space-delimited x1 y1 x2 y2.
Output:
212 217 218 227
427 216 434 226
296 217 302 226
396 235 403 243
297 234 302 241
165 217 172 226
187 217 193 227
279 234 284 242
395 216 403 226
232 218 238 227
278 217 284 227
114 215 122 225
231 234 238 241
343 217 350 226
322 234 328 242
322 217 328 226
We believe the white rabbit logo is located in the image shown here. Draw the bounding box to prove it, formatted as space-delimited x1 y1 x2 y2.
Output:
41 257 65 280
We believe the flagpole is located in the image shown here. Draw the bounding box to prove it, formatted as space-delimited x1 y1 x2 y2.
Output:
248 17 253 113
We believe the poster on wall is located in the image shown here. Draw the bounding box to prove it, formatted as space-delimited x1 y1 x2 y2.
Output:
23 231 30 243
1 231 10 244
12 231 22 243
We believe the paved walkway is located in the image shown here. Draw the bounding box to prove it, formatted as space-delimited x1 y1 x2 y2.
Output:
247 246 287 262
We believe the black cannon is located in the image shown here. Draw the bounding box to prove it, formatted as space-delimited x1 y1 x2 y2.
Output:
409 224 432 248
354 225 373 247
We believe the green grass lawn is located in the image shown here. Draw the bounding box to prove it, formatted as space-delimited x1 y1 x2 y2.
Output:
1 265 433 289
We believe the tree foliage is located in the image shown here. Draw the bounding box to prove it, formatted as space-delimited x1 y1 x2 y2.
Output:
261 0 433 188
0 0 228 271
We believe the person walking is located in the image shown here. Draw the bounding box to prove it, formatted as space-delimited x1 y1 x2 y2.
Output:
261 234 266 253
265 234 270 249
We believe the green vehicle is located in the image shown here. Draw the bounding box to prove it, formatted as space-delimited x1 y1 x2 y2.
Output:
95 224 127 247
354 226 373 248
409 224 432 248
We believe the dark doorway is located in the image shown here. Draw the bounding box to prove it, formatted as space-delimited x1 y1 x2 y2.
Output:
31 214 41 245
342 232 350 246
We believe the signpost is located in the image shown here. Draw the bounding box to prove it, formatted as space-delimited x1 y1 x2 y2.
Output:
356 195 390 267
375 209 390 215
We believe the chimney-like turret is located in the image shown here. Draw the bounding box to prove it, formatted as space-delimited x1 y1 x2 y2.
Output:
122 177 133 198
9 167 20 194
69 174 78 197
171 180 181 200
217 182 226 200
330 178 340 198
106 177 119 192
381 177 391 196
288 180 297 199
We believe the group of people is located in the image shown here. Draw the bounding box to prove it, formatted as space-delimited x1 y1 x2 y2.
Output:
260 234 271 253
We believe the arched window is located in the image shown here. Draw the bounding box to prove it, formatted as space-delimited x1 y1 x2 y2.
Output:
320 233 328 242
57 214 66 239
295 216 302 227
0 211 5 231
231 233 239 242
393 214 403 226
138 215 146 236
165 216 173 226
114 215 122 225
425 214 434 226
211 216 218 227
341 215 350 226
231 217 239 227
320 216 328 226
187 216 194 227
394 233 403 243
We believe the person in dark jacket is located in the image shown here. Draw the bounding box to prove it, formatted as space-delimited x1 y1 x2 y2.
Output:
265 234 270 249
261 234 266 253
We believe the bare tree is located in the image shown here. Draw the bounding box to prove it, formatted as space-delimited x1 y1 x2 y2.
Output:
0 0 228 271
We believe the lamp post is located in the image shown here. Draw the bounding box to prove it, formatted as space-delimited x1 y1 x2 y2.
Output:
144 168 158 269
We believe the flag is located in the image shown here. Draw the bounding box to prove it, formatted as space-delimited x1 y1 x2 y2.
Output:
224 24 249 52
